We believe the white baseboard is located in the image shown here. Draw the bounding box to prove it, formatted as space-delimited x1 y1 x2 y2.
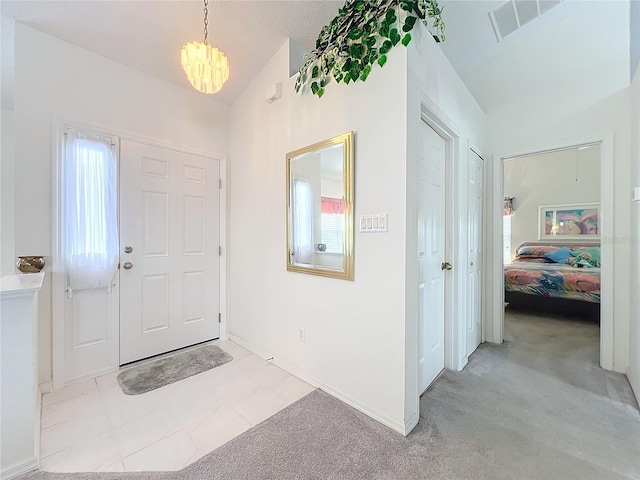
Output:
227 333 407 436
628 370 640 407
404 411 419 435
228 334 273 360
1 458 38 480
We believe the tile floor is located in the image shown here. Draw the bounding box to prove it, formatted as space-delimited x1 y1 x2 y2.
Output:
39 340 315 472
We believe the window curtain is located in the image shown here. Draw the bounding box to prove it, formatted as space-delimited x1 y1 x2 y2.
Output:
292 177 313 264
321 196 344 215
64 130 118 291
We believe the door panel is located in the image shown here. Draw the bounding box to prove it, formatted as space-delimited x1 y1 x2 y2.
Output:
119 141 220 365
467 150 484 357
418 121 446 394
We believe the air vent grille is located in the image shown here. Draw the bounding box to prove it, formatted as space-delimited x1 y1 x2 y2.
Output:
490 0 563 42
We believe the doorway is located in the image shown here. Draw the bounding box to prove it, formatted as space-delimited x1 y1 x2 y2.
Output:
489 137 614 370
52 123 224 387
119 140 221 365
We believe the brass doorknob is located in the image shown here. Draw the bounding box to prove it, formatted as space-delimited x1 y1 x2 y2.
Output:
123 262 133 270
441 262 452 271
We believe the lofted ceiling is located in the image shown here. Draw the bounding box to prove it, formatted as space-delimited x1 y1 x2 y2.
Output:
0 0 631 113
0 0 342 108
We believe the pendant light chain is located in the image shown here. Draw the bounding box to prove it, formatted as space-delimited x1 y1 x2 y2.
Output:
203 0 209 44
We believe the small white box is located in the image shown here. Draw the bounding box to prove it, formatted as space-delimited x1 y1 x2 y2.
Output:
266 83 282 103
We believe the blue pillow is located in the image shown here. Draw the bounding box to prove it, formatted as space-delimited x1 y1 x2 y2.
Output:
545 247 573 264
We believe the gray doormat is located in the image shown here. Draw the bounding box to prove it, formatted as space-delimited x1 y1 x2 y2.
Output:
117 345 232 395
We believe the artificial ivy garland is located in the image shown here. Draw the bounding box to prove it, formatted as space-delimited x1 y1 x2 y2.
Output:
295 0 445 98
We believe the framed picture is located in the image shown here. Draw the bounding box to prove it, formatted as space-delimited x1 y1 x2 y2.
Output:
538 203 600 240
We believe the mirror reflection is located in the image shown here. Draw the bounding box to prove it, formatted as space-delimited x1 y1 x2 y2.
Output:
286 132 354 280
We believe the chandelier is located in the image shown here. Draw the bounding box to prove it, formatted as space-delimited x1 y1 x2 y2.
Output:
181 0 229 94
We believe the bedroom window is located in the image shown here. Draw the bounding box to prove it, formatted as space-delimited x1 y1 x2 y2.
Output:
503 214 512 264
320 196 344 254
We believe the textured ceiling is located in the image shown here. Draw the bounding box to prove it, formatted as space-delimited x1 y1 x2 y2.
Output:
1 1 342 108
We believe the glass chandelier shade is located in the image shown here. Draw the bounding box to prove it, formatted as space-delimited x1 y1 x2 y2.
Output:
181 0 229 94
181 41 229 94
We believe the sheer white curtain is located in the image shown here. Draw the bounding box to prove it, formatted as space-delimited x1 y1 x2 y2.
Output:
292 177 314 264
64 130 118 291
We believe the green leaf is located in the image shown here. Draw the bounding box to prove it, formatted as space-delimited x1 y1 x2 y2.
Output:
390 28 401 46
344 72 352 84
401 33 412 46
317 88 325 98
349 43 364 58
386 7 396 20
342 58 352 72
378 54 387 67
348 27 363 40
379 39 393 55
312 65 319 78
403 15 417 32
311 82 319 94
360 64 372 81
350 63 361 80
379 22 390 38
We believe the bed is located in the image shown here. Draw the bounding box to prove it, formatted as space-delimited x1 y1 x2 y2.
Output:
504 242 601 318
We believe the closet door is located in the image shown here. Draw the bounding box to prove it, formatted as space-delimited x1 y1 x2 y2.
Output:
466 149 484 357
119 140 220 365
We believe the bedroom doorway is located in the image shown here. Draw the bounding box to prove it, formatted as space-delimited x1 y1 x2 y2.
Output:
491 136 614 370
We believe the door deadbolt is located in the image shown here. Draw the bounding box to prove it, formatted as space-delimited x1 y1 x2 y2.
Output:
441 262 452 271
124 246 133 254
123 262 133 270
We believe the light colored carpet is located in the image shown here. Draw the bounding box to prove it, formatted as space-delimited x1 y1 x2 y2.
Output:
117 345 232 395
23 311 639 479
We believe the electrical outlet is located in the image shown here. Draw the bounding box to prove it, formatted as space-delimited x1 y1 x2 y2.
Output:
298 327 306 343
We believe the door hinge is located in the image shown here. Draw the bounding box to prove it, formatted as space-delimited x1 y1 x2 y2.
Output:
219 246 222 256
218 313 222 323
219 178 222 189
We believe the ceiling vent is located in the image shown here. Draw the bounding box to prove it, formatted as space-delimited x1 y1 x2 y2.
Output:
490 0 563 41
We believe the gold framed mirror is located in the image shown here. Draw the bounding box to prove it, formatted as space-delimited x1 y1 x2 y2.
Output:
286 132 354 280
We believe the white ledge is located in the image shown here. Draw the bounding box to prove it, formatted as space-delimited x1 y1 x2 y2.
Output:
0 272 45 298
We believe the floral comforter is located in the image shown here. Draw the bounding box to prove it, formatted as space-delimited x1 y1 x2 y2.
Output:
504 259 601 303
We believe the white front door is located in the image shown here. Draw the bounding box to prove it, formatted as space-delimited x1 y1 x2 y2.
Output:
119 140 221 365
418 120 446 393
466 150 484 357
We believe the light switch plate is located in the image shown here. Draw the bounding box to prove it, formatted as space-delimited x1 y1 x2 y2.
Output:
633 186 640 204
360 214 388 233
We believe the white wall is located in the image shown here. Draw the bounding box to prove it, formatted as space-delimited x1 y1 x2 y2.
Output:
487 84 631 375
627 0 640 403
1 108 15 275
403 26 486 430
13 23 229 384
229 39 410 432
504 147 601 255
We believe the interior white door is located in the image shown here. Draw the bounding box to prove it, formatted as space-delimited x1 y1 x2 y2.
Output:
119 140 220 365
418 120 446 394
466 150 484 357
